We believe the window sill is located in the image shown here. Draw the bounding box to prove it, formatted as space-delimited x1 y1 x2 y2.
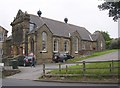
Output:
53 51 58 53
75 51 78 54
65 51 69 54
41 51 47 53
82 48 86 50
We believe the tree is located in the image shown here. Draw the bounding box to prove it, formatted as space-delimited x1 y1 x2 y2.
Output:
98 1 120 21
109 38 120 49
100 31 111 49
100 31 111 41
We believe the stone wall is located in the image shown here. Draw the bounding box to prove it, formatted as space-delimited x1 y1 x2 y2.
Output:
36 24 53 64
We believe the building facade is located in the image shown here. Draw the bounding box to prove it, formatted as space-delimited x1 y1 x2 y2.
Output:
5 10 106 64
0 26 8 59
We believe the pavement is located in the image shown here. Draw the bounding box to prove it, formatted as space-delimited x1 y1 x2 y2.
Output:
5 51 119 82
6 65 44 80
6 64 60 80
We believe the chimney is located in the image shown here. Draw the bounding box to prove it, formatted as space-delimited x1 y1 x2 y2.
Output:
64 18 68 23
37 10 42 17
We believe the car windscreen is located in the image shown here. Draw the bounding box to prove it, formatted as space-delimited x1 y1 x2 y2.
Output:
27 56 33 59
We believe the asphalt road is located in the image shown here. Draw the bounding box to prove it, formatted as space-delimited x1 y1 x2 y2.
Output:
80 51 118 62
2 78 119 87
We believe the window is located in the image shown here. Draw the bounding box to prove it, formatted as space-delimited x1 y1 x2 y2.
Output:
0 49 2 55
30 38 34 53
75 37 78 53
0 33 3 41
29 23 36 32
90 44 92 50
82 41 86 50
0 37 1 41
83 45 86 50
64 41 68 52
53 39 58 52
101 41 103 50
42 32 47 52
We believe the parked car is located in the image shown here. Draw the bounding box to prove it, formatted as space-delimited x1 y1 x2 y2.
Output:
52 52 74 63
66 54 74 59
17 56 25 66
17 55 33 66
23 56 33 66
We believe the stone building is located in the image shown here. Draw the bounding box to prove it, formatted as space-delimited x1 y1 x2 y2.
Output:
3 35 12 58
0 26 8 59
5 10 105 64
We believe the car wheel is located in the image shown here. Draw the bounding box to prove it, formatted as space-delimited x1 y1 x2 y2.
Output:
55 61 58 63
23 63 26 67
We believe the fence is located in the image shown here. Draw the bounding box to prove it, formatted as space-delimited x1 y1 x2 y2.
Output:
42 60 120 77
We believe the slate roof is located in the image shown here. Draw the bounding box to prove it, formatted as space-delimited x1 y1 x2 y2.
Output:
0 26 8 32
29 14 93 41
6 35 12 40
91 31 100 41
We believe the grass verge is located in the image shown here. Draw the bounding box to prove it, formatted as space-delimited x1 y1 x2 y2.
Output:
67 49 118 63
40 49 119 82
41 61 120 82
51 62 120 75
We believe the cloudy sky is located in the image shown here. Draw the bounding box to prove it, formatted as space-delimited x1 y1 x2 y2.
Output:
0 0 118 38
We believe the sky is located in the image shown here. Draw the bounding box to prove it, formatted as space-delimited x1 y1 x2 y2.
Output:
0 0 118 38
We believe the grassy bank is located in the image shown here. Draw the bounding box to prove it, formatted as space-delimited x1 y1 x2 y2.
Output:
51 62 119 75
67 49 118 63
40 49 119 81
42 61 119 81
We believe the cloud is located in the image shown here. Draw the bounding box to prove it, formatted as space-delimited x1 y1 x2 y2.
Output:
0 0 118 38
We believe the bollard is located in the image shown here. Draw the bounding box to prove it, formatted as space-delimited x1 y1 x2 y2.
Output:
43 63 45 76
66 65 68 73
59 63 61 72
83 61 86 77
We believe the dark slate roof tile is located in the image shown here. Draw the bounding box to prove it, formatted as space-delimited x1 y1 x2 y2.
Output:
91 32 100 41
29 14 92 41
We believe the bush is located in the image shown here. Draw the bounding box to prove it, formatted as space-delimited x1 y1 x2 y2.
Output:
109 38 120 49
106 41 111 49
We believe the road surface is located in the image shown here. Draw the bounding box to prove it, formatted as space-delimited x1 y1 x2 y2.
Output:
2 78 119 87
80 51 118 62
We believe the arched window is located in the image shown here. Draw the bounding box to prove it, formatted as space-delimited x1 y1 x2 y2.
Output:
0 37 2 41
101 41 103 50
29 23 34 32
64 41 68 52
30 38 34 53
0 49 2 56
53 39 58 52
42 32 47 51
90 44 92 50
75 37 78 53
82 41 86 50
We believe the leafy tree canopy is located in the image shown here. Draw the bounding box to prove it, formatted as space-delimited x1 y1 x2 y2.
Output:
98 1 120 21
100 31 111 41
109 37 120 49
